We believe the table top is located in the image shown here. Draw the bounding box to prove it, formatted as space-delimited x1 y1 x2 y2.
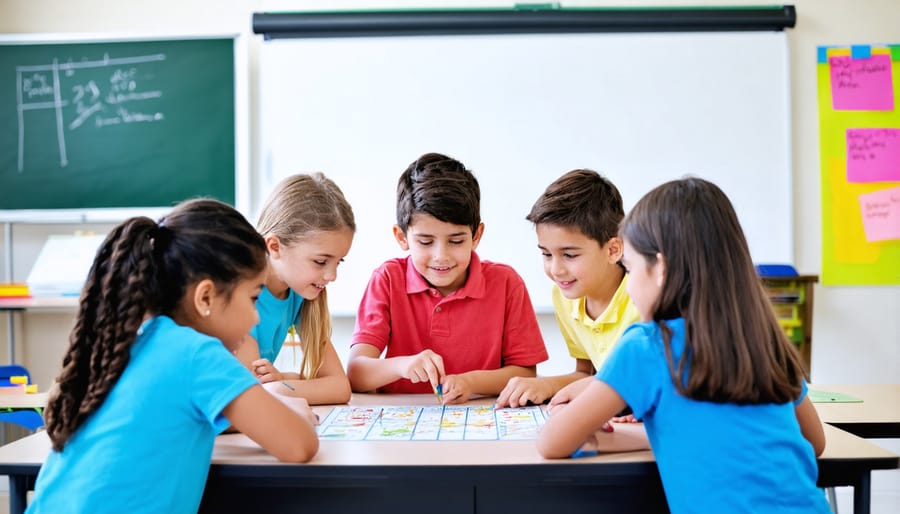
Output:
812 384 899 424
0 297 79 311
217 394 652 467
0 393 896 473
0 392 48 409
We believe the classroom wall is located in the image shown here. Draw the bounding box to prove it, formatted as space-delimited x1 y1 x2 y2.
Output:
0 0 897 389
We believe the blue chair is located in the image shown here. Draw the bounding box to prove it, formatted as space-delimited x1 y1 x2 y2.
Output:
0 364 45 432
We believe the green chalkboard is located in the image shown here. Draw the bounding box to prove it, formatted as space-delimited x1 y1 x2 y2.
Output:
0 37 235 210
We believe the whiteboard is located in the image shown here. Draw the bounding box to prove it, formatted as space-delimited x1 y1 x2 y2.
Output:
256 31 792 315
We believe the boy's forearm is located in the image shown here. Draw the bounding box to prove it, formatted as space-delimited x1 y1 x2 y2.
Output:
541 372 593 396
348 356 403 393
462 365 537 396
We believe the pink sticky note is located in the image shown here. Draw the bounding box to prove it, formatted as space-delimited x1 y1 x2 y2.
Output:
830 55 894 111
846 128 900 183
858 186 900 242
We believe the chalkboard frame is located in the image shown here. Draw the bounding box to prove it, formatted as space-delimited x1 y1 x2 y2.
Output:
0 33 248 223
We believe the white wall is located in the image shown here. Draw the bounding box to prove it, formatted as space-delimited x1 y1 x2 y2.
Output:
1 0 897 389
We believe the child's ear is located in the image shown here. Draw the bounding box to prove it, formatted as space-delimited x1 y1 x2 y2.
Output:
265 235 282 258
192 278 216 318
471 223 485 250
607 237 624 263
393 225 410 251
654 253 667 287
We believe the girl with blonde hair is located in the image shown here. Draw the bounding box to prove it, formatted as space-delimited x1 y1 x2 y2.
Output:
238 173 355 404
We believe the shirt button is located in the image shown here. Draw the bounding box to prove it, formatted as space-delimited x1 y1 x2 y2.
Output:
435 306 442 313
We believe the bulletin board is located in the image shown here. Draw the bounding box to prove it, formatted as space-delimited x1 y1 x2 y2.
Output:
817 44 900 285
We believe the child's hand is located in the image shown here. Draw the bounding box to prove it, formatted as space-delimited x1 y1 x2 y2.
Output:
547 376 593 410
401 350 445 388
495 376 553 408
261 382 318 426
251 358 284 384
611 413 639 424
439 374 473 404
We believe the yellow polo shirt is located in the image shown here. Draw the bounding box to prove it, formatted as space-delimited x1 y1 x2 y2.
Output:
552 275 641 372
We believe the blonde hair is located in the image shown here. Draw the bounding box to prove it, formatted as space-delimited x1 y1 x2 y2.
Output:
257 173 355 379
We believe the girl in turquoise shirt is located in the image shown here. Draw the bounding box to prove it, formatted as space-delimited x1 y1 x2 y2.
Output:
538 178 829 514
236 173 355 405
28 199 319 514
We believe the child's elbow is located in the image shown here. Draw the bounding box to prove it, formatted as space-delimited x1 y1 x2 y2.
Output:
333 378 352 404
275 438 319 463
812 437 826 457
535 436 570 460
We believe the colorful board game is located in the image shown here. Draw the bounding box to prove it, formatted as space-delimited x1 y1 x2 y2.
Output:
317 405 548 441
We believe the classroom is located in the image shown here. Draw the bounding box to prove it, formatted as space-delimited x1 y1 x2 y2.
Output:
0 1 897 513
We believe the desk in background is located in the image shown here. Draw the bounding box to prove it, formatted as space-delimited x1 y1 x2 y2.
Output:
0 296 78 367
0 394 897 514
813 384 900 438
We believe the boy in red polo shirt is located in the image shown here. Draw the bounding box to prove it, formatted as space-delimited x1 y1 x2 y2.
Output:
347 152 548 403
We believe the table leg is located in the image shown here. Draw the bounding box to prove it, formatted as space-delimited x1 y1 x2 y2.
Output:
9 474 28 514
853 471 871 514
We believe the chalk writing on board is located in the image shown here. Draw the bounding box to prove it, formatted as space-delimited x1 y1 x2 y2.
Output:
15 53 166 172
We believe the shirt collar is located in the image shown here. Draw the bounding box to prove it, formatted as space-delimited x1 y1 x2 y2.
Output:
569 274 630 327
404 251 486 299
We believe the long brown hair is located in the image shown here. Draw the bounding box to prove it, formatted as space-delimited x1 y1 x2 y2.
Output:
620 177 805 404
45 199 267 450
256 173 356 379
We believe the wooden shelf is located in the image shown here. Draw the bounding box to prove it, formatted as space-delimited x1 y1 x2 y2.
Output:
760 274 817 378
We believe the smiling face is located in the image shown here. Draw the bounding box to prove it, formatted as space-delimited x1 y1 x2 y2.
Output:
394 213 484 296
266 228 354 300
620 239 665 322
535 223 624 312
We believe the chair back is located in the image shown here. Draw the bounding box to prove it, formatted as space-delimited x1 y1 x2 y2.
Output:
0 364 31 387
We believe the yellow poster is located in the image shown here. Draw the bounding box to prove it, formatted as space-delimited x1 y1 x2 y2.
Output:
817 44 900 285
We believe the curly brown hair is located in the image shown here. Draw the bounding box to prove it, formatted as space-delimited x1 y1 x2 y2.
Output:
44 199 267 451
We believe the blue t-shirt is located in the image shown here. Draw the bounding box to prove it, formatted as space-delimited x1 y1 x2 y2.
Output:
249 286 304 362
596 318 830 514
27 316 259 514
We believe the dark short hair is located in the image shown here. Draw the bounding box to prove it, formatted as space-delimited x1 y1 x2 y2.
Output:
526 169 623 244
396 152 481 234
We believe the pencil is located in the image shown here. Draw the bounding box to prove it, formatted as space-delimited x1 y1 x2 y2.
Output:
281 381 296 391
434 383 444 404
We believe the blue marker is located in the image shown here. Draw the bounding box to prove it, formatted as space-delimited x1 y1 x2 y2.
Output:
570 448 599 459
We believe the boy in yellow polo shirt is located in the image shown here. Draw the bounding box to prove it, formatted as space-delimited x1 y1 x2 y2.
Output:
496 169 640 408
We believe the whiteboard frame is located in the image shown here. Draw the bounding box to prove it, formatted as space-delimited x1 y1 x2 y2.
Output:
0 32 249 223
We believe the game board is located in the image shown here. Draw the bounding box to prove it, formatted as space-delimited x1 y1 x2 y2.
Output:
316 405 548 441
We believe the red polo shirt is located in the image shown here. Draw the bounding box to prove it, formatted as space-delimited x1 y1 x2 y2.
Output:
351 252 548 394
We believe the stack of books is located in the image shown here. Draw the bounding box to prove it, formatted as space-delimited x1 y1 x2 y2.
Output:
0 283 30 300
26 234 105 297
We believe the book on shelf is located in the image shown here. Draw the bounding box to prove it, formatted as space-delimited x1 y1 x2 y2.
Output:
0 283 30 298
